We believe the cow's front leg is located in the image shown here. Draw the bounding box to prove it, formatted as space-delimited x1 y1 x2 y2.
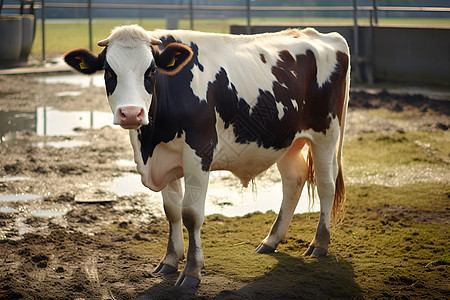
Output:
154 178 184 274
175 148 209 287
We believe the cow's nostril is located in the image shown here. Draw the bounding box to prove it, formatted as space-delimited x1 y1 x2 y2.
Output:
137 108 145 120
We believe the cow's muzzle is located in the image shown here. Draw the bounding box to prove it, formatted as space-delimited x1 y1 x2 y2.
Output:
114 106 147 129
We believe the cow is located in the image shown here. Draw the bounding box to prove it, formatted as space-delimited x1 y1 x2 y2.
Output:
64 25 350 287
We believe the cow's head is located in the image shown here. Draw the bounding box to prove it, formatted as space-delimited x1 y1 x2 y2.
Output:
64 25 193 129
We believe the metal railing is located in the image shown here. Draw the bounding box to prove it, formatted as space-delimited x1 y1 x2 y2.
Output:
2 1 450 62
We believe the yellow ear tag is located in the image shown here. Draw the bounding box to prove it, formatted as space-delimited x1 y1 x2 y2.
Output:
166 56 176 68
79 58 89 70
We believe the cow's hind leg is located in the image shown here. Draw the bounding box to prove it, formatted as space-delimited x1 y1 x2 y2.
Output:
154 178 185 274
303 139 338 258
256 138 308 253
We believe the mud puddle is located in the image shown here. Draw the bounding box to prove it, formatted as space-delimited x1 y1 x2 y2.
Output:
35 73 104 88
0 106 112 147
0 183 70 239
99 168 319 218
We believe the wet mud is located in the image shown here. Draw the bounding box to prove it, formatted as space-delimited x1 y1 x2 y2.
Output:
0 74 449 299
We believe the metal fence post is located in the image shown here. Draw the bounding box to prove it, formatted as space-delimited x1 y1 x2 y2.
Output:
352 0 361 81
189 0 193 30
41 0 46 62
246 0 251 34
88 0 92 51
373 0 378 25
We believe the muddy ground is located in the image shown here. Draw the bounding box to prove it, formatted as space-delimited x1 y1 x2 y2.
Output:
0 74 449 299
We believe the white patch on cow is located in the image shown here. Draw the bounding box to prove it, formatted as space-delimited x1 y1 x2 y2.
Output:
300 28 349 87
130 130 184 192
275 101 285 119
291 99 298 111
150 30 278 108
294 114 340 146
104 26 156 125
190 63 210 102
211 117 288 187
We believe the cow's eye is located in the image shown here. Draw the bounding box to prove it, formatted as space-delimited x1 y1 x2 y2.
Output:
104 62 117 96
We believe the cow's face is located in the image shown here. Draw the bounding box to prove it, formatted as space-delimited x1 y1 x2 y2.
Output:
64 25 193 130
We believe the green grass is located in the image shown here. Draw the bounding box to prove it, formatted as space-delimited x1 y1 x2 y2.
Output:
31 17 450 57
118 182 449 298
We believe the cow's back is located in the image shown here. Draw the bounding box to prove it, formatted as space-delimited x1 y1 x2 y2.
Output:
146 28 350 185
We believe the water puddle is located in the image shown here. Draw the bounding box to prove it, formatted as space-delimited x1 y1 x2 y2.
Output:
0 207 17 213
100 171 319 218
33 209 67 217
35 74 104 88
0 194 42 202
54 91 83 97
31 140 91 148
0 176 32 182
36 107 112 136
0 107 113 147
206 179 319 217
0 192 70 239
102 173 150 196
115 159 136 168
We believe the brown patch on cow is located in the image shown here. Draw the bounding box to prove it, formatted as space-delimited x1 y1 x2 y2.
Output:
332 51 349 126
260 53 267 64
271 49 349 133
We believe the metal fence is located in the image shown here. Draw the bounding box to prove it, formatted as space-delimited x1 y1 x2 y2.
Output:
2 1 450 64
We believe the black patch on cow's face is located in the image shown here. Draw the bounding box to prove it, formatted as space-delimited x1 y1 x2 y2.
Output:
138 36 213 171
144 60 157 94
104 61 117 96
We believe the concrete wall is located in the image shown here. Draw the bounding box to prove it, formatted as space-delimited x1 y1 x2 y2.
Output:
230 25 450 86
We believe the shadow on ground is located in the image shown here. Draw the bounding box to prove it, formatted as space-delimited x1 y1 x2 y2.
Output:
137 251 362 299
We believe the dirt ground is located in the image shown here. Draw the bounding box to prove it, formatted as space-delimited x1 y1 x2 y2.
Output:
0 74 449 299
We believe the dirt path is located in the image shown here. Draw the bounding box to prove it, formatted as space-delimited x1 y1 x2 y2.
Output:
0 74 449 299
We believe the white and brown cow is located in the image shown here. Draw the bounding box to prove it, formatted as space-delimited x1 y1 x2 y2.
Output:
64 25 350 287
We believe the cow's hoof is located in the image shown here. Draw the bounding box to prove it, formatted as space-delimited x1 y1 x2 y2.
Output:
303 246 327 257
255 243 276 254
154 263 177 274
175 275 200 287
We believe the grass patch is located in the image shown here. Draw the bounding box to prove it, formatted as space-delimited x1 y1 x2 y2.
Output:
344 130 449 168
121 183 448 298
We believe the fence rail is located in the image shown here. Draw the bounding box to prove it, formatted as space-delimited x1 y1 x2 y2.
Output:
4 3 450 12
2 1 449 73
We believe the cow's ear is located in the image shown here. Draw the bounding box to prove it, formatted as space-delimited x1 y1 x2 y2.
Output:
154 43 193 76
63 48 105 74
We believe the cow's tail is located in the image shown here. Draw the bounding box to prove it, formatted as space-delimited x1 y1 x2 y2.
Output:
306 147 316 210
306 55 350 225
331 54 351 225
